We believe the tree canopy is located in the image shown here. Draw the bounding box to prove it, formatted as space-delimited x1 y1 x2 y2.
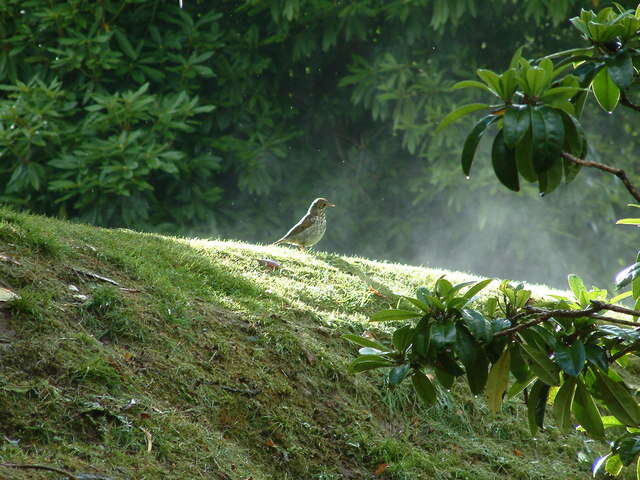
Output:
1 0 639 288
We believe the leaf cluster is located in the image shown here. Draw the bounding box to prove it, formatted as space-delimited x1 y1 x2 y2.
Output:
346 272 640 477
437 4 640 195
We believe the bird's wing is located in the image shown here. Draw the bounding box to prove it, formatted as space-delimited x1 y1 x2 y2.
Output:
274 213 314 244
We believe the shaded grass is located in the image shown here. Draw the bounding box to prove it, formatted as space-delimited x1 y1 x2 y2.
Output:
0 206 609 479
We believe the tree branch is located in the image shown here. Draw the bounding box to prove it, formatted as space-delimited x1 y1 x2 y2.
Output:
494 313 553 337
592 315 640 327
496 301 640 337
591 301 640 318
620 91 640 113
561 151 640 203
610 342 640 362
495 304 603 337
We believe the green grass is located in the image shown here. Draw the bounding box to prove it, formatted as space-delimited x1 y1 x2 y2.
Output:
0 206 609 479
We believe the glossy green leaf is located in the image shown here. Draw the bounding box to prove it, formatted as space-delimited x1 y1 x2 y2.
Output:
436 354 465 377
435 277 453 297
592 454 609 477
462 115 499 177
508 46 524 69
476 69 502 96
486 349 511 414
618 436 640 466
540 86 585 102
538 158 563 196
594 370 640 426
348 354 394 373
503 107 530 147
592 67 620 113
527 380 550 435
615 262 640 289
434 367 455 389
461 309 492 343
485 297 498 317
342 334 391 352
499 68 517 101
530 106 564 174
564 275 584 302
515 130 537 182
451 80 496 95
559 110 587 160
462 279 493 301
446 297 470 311
455 327 489 395
358 347 387 355
389 364 411 385
446 281 476 298
436 103 490 134
554 342 586 377
514 288 531 308
510 344 530 382
491 130 519 192
520 344 560 386
609 290 633 304
392 325 415 352
608 52 634 89
430 321 457 348
585 344 609 371
114 29 137 59
402 296 429 312
553 377 576 432
573 378 605 440
371 309 422 322
412 319 431 360
519 325 557 352
606 454 624 475
508 375 536 399
490 318 511 335
525 66 547 97
412 370 437 407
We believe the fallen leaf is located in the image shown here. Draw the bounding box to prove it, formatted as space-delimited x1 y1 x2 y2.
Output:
513 448 523 457
257 258 282 270
123 352 133 362
140 412 151 420
265 439 276 448
0 254 21 266
374 463 389 476
369 286 384 297
0 287 19 304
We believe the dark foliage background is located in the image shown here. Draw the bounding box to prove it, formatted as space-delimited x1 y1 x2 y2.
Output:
1 0 639 287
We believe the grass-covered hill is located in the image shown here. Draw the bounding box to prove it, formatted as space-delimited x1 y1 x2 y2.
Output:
0 207 603 479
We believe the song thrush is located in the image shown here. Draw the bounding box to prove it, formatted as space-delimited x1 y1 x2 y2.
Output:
273 198 335 250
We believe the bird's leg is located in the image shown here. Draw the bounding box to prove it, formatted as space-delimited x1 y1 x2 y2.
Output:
298 245 306 252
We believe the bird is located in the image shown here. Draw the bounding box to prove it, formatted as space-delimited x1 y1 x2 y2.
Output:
273 198 335 250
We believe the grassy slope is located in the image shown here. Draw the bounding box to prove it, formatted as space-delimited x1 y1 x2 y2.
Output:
0 207 603 479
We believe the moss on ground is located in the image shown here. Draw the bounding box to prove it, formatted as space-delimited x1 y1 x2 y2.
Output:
0 207 611 479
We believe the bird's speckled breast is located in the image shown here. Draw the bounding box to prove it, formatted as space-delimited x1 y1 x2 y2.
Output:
298 212 326 246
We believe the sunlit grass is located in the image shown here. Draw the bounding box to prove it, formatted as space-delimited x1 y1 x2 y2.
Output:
0 206 597 480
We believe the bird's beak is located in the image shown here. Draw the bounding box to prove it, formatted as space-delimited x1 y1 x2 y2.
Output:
327 203 336 207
